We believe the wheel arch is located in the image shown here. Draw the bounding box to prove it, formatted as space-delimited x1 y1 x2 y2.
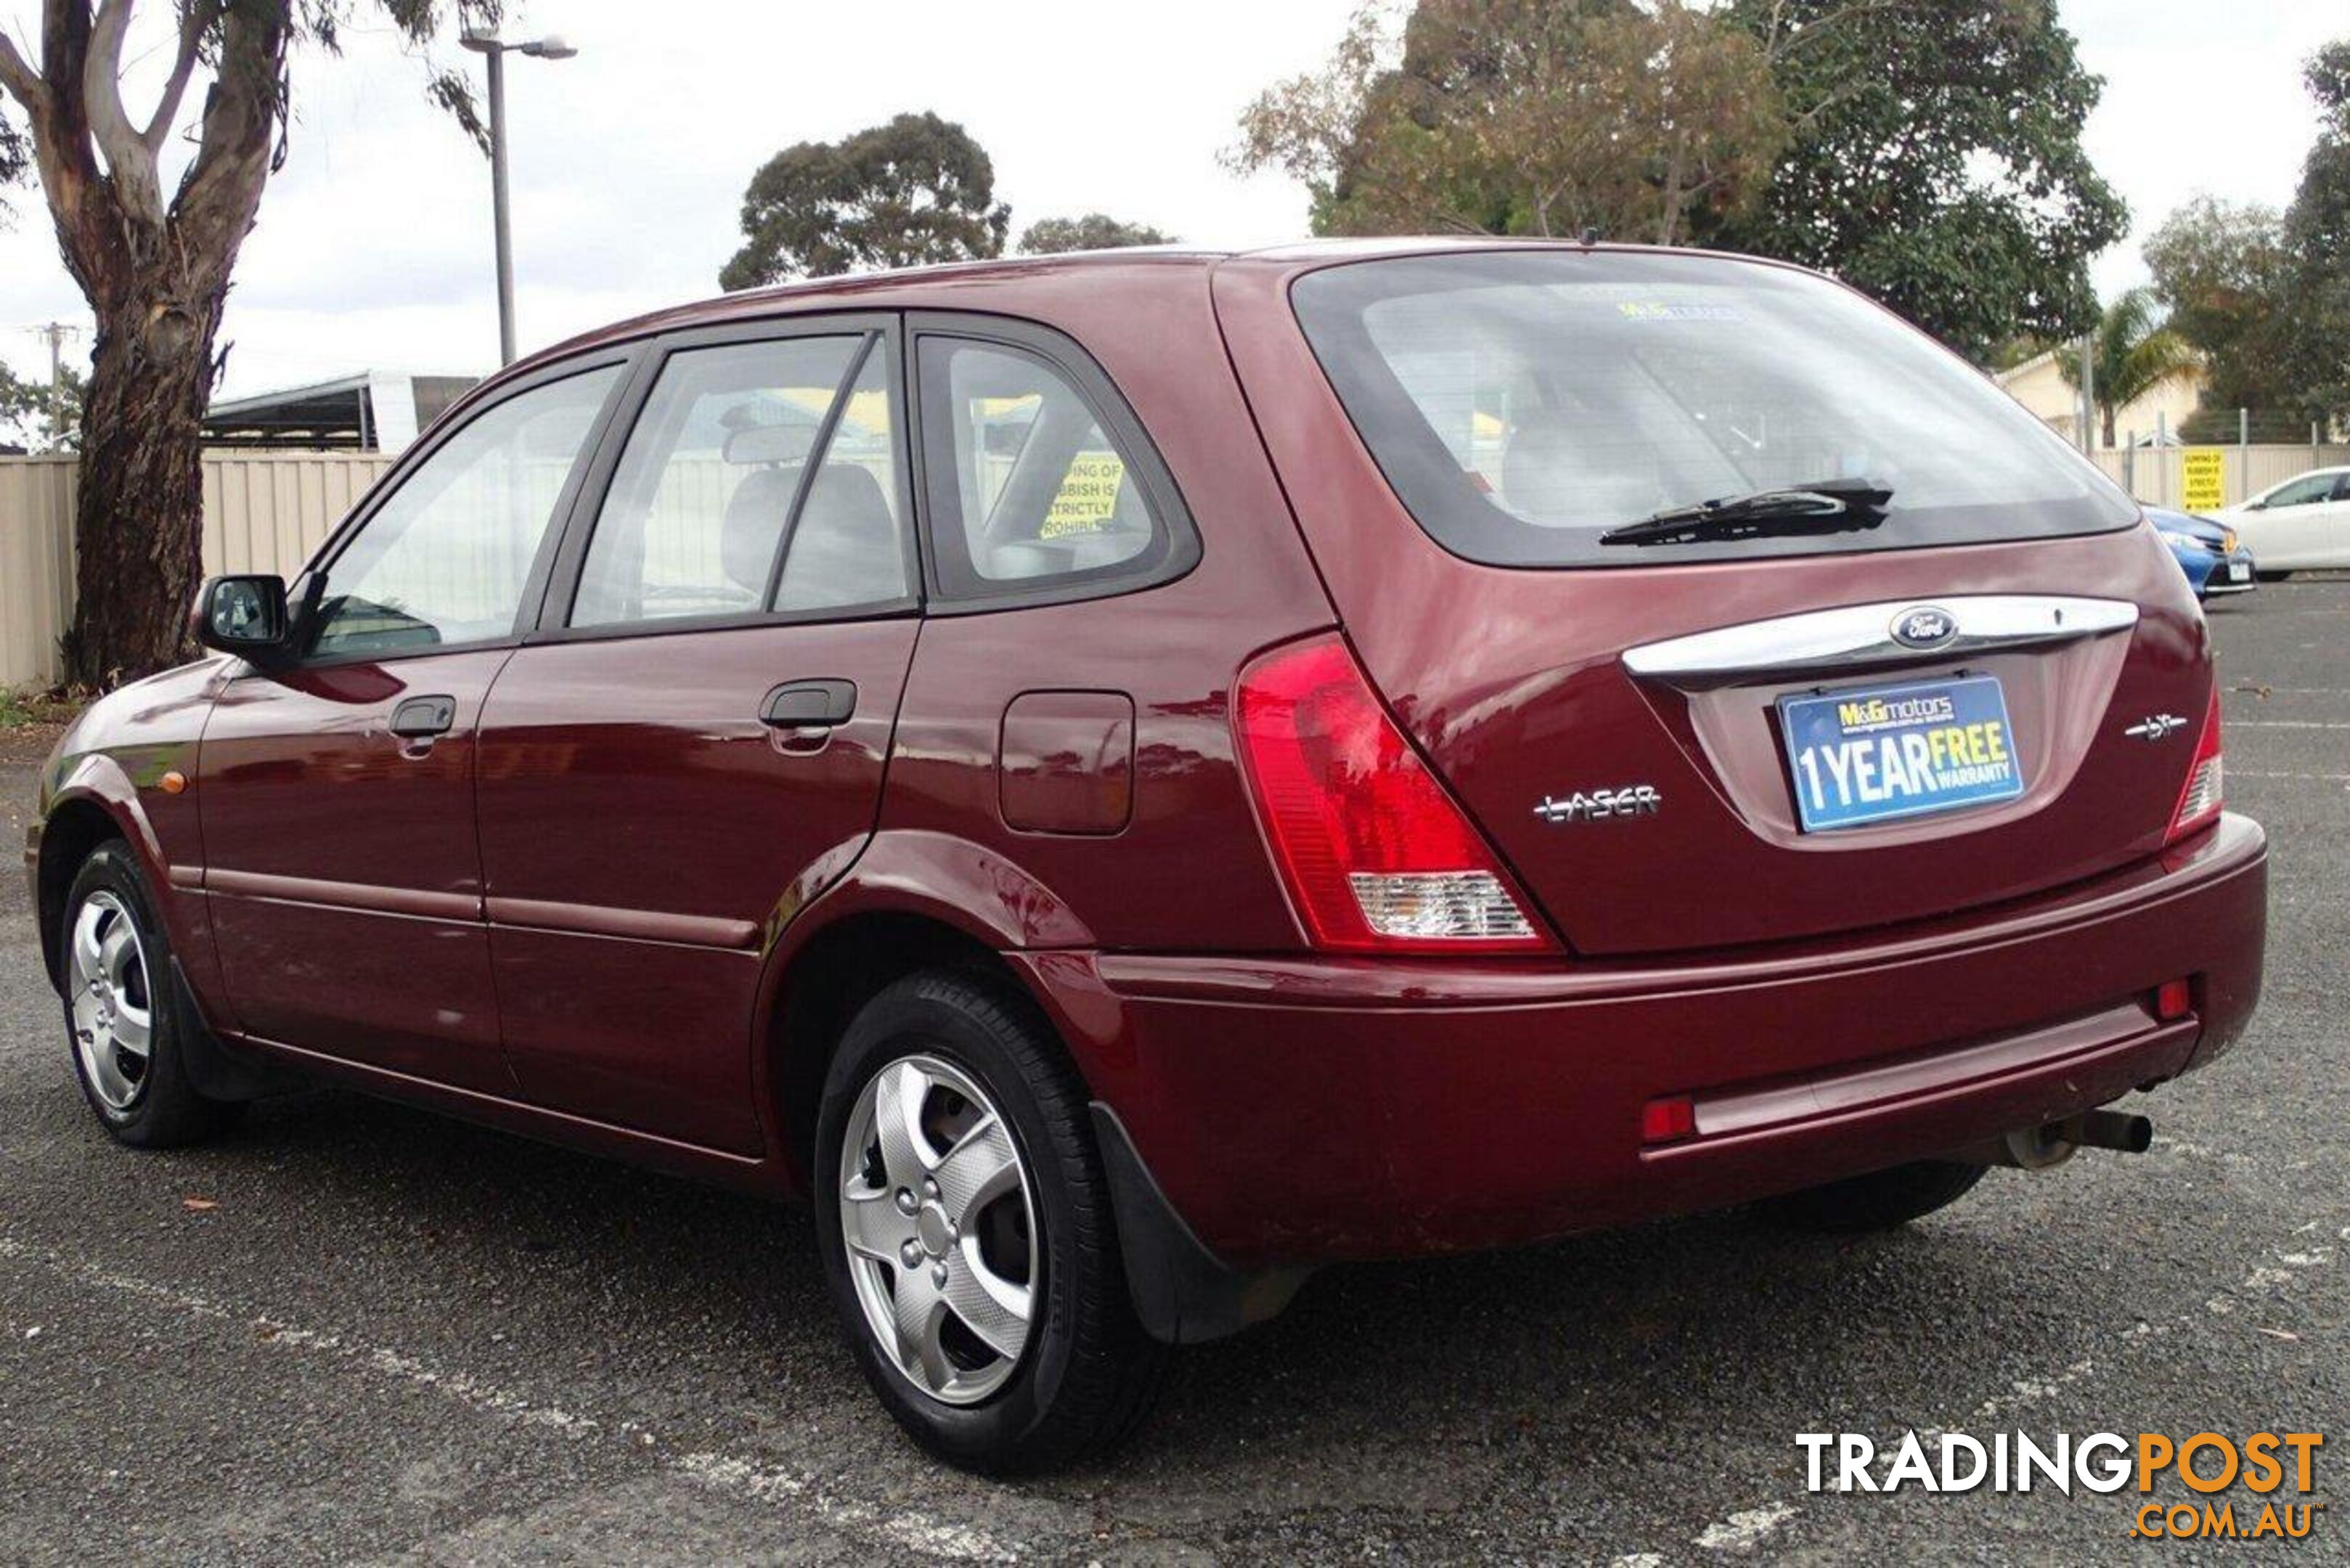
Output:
35 786 152 994
761 907 1050 1195
754 828 1106 1191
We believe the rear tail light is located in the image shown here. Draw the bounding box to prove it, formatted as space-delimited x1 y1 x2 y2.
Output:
2165 685 2225 844
1233 635 1553 952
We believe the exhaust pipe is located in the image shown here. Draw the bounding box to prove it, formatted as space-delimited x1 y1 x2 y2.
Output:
1962 1110 2155 1169
2070 1108 2155 1153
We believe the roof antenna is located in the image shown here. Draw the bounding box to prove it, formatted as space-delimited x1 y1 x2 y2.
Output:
1578 226 1602 247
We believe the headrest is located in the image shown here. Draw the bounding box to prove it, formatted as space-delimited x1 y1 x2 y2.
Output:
721 467 796 592
775 465 902 610
1501 408 1655 526
799 462 890 523
1501 409 1582 519
720 463 897 598
722 422 817 467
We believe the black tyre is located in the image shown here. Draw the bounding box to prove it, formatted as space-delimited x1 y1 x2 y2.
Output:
813 968 1167 1474
1752 1159 1989 1234
59 841 242 1148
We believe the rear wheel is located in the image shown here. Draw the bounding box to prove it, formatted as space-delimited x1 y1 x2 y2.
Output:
60 843 242 1148
813 970 1167 1474
1752 1159 1988 1234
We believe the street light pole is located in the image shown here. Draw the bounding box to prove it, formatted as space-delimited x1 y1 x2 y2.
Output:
485 44 514 367
2077 332 2095 454
462 32 578 367
40 321 73 449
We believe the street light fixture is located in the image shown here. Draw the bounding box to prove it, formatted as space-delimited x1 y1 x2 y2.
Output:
460 30 579 366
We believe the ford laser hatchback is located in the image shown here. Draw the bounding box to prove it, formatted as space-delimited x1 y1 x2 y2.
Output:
28 242 2267 1474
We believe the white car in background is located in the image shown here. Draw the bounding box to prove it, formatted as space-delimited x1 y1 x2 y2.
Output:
2216 467 2350 575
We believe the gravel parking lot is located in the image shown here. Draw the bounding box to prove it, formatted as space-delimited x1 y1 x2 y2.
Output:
1 582 2343 1566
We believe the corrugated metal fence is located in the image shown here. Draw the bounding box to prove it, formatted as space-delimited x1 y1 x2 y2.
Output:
0 460 78 693
2090 444 2350 512
0 453 393 689
7 438 2349 691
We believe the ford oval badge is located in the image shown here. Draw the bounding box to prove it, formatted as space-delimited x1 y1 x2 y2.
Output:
1890 605 1957 650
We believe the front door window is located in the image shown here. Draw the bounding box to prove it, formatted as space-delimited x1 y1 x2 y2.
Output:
311 367 620 658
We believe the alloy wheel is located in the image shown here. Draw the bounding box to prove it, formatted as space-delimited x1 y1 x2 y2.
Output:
69 891 153 1113
837 1053 1039 1405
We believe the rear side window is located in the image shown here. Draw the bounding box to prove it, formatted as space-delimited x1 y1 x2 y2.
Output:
1291 252 2138 568
915 335 1185 600
571 334 908 626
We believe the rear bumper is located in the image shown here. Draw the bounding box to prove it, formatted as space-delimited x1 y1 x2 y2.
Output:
1021 812 2267 1276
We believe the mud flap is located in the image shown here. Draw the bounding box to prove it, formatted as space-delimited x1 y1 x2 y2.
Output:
1090 1102 1309 1344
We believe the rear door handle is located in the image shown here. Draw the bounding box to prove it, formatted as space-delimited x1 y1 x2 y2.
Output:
760 679 857 729
389 695 458 738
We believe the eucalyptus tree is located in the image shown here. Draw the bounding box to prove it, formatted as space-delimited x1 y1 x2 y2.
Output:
0 0 495 684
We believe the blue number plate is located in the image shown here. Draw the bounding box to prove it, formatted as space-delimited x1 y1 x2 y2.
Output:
1778 675 2025 832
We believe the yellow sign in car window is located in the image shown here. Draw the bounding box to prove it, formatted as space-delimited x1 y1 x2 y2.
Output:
1043 452 1127 536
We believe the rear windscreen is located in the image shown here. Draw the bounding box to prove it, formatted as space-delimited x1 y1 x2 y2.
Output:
1290 251 2137 568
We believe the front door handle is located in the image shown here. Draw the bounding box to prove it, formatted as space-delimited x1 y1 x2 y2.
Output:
389 695 458 739
760 679 857 729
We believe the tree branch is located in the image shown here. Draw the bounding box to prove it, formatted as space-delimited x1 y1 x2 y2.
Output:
143 0 218 151
169 0 287 270
44 0 84 91
1761 0 1917 62
0 27 43 110
82 0 166 226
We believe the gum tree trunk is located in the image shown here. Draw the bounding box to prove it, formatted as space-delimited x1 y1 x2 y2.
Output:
62 303 222 686
0 0 289 688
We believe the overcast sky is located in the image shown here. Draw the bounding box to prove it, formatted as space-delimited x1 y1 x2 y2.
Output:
0 0 2339 399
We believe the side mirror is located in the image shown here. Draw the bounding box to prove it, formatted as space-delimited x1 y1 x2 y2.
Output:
191 574 292 661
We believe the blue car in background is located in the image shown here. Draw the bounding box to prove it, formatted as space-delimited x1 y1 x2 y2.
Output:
2149 506 2258 600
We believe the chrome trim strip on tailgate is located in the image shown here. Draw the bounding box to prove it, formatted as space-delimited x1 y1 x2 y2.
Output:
1621 595 2139 681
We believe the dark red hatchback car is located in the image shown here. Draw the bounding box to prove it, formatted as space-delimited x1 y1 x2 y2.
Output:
28 242 2267 1471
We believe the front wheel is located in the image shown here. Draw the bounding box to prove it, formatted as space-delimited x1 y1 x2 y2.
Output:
60 843 242 1148
813 970 1167 1474
1751 1159 1988 1234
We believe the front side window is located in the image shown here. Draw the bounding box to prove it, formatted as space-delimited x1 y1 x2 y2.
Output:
2261 473 2338 508
570 333 909 627
916 337 1172 596
1292 252 2139 568
311 367 619 656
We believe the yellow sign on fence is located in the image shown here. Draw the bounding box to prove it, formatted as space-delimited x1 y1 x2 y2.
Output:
2182 448 2226 513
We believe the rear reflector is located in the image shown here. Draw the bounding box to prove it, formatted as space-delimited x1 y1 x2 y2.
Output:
1233 635 1551 952
2155 978 2192 1021
2166 685 2225 844
1642 1095 1697 1146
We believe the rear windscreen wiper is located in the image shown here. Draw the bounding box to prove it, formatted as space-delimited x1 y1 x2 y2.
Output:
1597 478 1894 547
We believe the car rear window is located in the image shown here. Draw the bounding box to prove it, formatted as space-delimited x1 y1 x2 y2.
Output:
1290 250 2138 568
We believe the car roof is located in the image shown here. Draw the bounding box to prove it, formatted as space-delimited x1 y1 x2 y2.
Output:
489 237 1798 397
512 248 1232 372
